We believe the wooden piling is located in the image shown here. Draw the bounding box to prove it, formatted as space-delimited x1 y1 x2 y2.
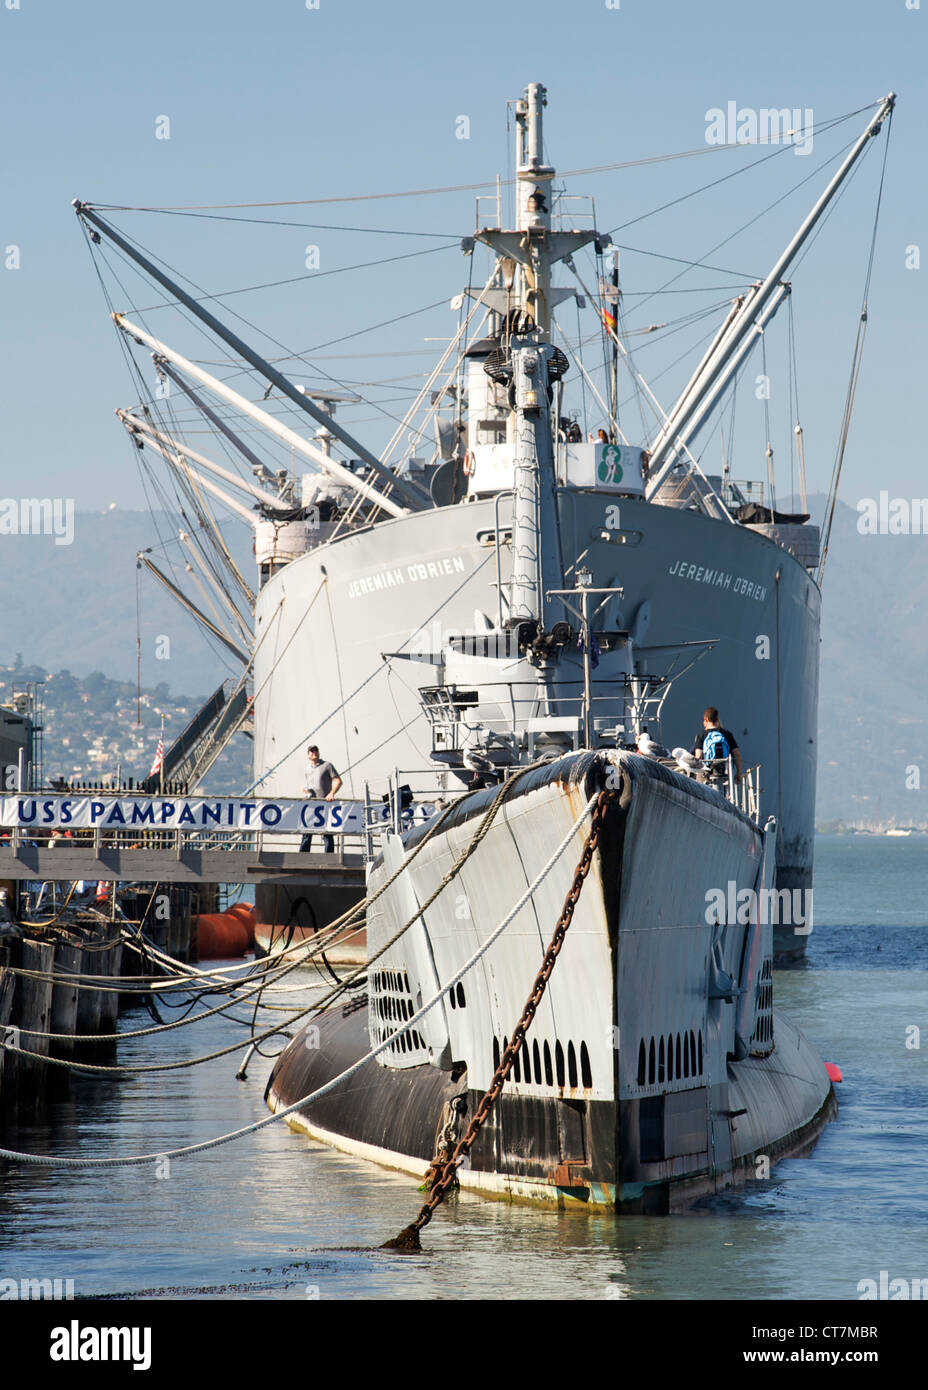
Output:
50 936 82 1064
75 925 104 1044
0 942 15 1109
15 939 55 1115
98 933 122 1052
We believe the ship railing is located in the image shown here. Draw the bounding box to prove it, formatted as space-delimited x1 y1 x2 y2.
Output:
9 824 374 862
716 760 761 821
551 192 596 231
366 770 473 853
419 688 675 759
723 478 765 509
382 751 763 829
354 757 766 863
36 826 272 853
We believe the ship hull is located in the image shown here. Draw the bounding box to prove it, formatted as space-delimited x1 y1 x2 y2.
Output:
266 753 834 1210
266 1007 835 1212
253 883 365 964
253 492 819 959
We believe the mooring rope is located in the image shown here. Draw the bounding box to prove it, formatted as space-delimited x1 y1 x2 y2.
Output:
0 790 597 1167
1 762 544 1071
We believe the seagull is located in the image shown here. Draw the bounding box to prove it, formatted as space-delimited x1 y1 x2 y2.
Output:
636 732 667 759
672 747 701 774
462 748 494 775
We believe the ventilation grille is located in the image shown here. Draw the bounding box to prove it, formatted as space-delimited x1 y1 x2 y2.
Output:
370 968 427 1058
750 958 774 1056
492 1034 593 1091
636 1029 704 1089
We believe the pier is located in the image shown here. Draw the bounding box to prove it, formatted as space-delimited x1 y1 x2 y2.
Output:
0 842 366 886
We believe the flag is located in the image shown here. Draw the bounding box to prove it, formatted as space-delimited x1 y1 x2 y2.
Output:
149 735 164 777
598 279 619 336
577 630 601 670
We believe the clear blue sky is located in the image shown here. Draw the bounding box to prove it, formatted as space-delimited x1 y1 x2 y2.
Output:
1 0 923 513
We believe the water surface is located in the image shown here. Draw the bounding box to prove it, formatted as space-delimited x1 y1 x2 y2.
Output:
1 836 926 1300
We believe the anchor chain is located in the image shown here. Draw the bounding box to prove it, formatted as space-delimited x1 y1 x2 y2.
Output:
384 787 616 1252
423 1093 468 1190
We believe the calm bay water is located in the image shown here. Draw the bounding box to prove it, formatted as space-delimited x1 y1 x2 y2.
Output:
1 834 926 1301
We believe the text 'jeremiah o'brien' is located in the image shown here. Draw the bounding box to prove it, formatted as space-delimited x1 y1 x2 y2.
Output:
347 555 467 599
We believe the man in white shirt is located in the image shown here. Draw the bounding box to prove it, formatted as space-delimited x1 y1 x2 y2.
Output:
300 745 343 853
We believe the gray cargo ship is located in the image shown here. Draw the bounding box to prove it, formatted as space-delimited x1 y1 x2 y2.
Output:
76 82 893 1209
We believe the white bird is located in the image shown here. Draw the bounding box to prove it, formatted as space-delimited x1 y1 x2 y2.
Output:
672 747 701 774
462 748 493 775
636 732 667 759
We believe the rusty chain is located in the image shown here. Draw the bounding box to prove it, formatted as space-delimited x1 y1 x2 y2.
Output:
383 787 615 1252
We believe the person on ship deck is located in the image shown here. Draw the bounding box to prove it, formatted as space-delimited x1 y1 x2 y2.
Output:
693 707 742 784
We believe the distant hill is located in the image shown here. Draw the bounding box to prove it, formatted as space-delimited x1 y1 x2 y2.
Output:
0 509 253 698
814 494 928 826
0 659 252 795
0 503 924 823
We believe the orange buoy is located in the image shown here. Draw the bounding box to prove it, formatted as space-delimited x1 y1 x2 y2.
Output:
825 1062 843 1083
193 912 251 959
226 901 256 944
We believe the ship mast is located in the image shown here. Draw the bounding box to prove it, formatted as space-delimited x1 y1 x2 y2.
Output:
513 81 555 333
476 84 596 339
475 84 597 633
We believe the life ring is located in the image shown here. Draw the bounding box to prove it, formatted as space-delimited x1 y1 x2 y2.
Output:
462 450 476 476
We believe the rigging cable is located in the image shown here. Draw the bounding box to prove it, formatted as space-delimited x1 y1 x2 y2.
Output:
84 107 879 211
787 294 798 508
617 132 863 329
818 109 893 584
80 228 243 679
761 331 775 510
87 218 445 444
606 104 878 240
128 243 458 317
93 211 460 237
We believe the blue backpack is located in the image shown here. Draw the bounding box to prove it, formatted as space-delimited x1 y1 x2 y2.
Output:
703 728 731 761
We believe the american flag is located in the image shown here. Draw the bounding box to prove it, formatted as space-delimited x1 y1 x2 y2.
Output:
149 735 164 777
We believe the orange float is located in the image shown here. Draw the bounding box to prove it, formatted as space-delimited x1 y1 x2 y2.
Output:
193 912 251 959
225 901 256 944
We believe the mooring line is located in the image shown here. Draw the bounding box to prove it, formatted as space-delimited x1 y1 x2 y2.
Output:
0 791 598 1167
